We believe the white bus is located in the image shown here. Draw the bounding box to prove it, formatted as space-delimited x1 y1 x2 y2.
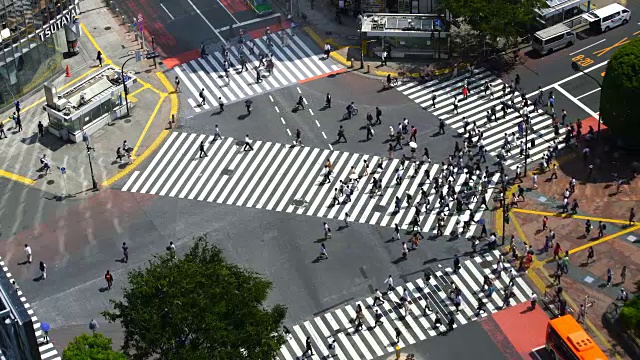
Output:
583 3 631 33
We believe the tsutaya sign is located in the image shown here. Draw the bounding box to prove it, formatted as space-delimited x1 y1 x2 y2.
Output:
37 6 79 41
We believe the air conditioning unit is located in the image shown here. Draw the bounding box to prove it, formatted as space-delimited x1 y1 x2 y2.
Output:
54 98 70 111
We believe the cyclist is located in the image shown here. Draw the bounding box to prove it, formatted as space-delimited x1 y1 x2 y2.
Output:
346 102 355 119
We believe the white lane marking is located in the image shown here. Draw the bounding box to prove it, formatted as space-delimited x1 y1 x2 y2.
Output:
569 39 606 55
534 60 607 95
160 4 175 19
286 128 292 136
214 12 281 30
315 120 320 127
187 0 226 43
215 0 239 23
269 95 274 102
321 131 327 139
575 87 601 100
297 87 302 93
554 84 598 119
281 117 286 124
275 106 280 113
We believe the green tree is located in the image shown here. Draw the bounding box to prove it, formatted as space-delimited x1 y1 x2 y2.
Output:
62 332 126 360
619 279 640 336
102 235 287 360
600 37 640 147
438 0 547 49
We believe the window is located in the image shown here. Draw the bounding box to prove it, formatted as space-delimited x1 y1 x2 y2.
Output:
532 36 543 46
547 34 564 44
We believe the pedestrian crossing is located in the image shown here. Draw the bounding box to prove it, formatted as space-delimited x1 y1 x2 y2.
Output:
174 29 342 112
0 258 61 360
276 249 533 360
121 132 500 234
397 68 566 171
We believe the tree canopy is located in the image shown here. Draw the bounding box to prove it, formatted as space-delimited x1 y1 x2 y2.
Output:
438 0 547 48
619 279 640 335
600 37 640 147
102 235 287 360
62 333 126 360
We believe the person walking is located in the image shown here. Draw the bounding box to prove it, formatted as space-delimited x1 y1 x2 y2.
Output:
373 309 383 327
319 243 328 259
606 268 613 287
39 261 47 280
213 125 222 141
174 76 181 92
198 141 208 158
121 242 129 263
217 97 224 112
373 289 385 305
105 270 113 290
37 121 45 137
384 275 394 293
243 134 254 151
0 122 6 139
621 265 627 283
15 115 22 132
96 50 103 67
199 88 206 106
323 222 331 239
303 336 313 356
587 247 595 264
529 292 538 310
24 244 32 264
394 327 402 344
336 126 347 143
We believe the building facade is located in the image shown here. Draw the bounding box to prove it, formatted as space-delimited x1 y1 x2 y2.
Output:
0 0 79 111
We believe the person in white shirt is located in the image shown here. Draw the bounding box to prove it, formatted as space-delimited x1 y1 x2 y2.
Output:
24 244 32 264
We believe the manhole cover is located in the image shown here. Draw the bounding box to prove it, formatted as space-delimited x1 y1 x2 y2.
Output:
124 119 132 123
127 50 136 55
46 180 55 185
291 199 307 207
221 169 233 176
105 26 112 30
373 204 386 213
479 260 492 269
347 35 359 40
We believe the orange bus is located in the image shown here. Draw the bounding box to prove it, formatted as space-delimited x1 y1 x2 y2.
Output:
546 315 608 360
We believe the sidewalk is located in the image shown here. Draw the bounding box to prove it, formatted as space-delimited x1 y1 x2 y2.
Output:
493 141 640 359
0 0 177 197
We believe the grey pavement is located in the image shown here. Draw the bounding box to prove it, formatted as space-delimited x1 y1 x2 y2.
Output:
0 0 172 196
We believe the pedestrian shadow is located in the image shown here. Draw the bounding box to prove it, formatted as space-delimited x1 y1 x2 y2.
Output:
312 256 327 264
392 256 408 264
210 109 224 116
314 238 326 243
17 261 29 266
237 114 250 121
115 258 126 263
99 286 110 292
32 275 44 282
336 225 348 232
430 132 444 138
318 105 330 111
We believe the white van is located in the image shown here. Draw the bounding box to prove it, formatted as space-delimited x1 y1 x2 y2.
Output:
532 24 576 55
584 3 631 33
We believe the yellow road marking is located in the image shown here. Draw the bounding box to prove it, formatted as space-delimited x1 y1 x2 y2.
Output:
512 208 630 225
127 84 150 97
567 225 640 255
81 23 111 65
137 78 166 96
511 214 622 359
0 170 36 186
102 130 170 187
131 94 166 158
156 72 180 117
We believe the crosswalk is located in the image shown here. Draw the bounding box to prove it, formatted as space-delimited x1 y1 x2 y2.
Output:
0 258 61 360
174 29 342 112
121 132 500 234
397 69 566 170
276 249 533 360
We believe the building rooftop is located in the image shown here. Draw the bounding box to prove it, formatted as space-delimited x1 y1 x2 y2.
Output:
45 65 135 118
361 13 447 35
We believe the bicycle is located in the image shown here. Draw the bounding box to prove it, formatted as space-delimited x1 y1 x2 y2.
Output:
342 107 358 120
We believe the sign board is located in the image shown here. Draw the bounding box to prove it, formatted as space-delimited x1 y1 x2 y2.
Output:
37 7 79 41
135 50 141 62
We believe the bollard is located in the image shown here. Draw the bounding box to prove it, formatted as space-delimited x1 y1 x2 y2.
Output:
171 114 175 123
350 58 354 69
367 64 370 73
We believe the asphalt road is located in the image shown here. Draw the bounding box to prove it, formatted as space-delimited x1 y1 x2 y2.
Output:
2 176 482 338
511 3 640 123
181 71 460 163
118 0 290 57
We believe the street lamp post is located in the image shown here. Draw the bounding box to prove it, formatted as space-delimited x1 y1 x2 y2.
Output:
358 30 364 69
121 56 136 117
571 61 603 141
85 141 98 190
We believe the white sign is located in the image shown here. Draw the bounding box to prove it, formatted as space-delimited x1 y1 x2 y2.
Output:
37 7 78 41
